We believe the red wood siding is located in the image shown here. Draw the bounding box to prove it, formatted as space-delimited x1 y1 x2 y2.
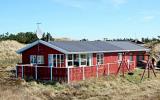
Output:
22 43 65 66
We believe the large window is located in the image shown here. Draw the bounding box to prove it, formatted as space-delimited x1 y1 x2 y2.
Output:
68 54 73 67
118 53 123 61
97 53 104 64
80 54 87 66
48 54 64 67
67 54 92 67
73 54 79 67
30 55 44 64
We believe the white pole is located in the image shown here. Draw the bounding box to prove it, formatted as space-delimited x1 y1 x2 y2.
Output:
50 66 53 81
79 54 81 66
127 60 130 69
96 64 99 78
67 67 70 83
22 65 24 79
65 54 68 68
83 66 85 80
107 63 110 76
35 65 37 80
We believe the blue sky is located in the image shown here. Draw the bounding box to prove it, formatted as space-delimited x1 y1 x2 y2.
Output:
0 0 160 40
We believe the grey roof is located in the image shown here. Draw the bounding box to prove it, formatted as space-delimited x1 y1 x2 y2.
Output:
48 41 149 53
17 40 150 54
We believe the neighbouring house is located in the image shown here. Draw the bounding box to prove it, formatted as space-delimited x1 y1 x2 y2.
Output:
16 40 149 83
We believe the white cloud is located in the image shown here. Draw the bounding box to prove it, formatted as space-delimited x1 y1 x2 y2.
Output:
143 15 155 22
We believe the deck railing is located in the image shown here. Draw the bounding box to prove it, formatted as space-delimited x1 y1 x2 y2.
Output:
16 61 135 83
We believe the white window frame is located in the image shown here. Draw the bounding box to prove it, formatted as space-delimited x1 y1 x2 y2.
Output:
96 53 104 65
48 54 65 68
66 53 93 67
67 54 74 67
37 55 44 64
88 54 93 66
30 55 37 64
48 54 53 66
30 55 44 64
80 54 87 66
118 53 123 61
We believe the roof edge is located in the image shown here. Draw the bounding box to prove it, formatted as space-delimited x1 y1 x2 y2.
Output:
16 40 68 54
66 49 150 54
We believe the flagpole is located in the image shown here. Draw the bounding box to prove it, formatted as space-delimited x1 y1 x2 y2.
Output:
35 23 42 80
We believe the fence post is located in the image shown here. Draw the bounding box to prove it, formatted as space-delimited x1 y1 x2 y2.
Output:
127 60 130 69
67 67 70 84
83 66 85 80
50 66 53 81
96 64 99 78
35 65 37 80
22 65 24 79
107 63 110 76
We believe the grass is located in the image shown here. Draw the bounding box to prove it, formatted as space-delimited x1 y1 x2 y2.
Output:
0 40 24 68
1 67 160 100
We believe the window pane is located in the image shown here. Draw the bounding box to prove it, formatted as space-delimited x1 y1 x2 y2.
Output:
68 54 72 60
97 53 104 65
61 55 64 63
30 55 36 64
87 54 90 66
57 55 60 63
81 54 86 59
81 60 87 65
68 61 73 66
81 54 87 66
118 53 122 61
74 54 79 67
53 55 56 67
37 56 44 64
48 54 53 66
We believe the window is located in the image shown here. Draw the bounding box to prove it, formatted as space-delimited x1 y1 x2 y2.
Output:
57 54 65 67
37 55 44 64
68 54 73 67
48 54 53 66
48 54 65 67
30 55 37 64
129 53 133 61
81 54 87 66
73 54 79 67
97 53 104 64
53 55 56 67
118 53 123 61
67 54 92 67
30 55 44 64
87 54 92 66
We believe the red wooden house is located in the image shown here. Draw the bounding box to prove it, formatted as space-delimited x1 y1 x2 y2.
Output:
16 40 149 83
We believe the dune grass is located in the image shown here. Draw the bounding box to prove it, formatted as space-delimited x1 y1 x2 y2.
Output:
0 40 24 68
0 67 160 100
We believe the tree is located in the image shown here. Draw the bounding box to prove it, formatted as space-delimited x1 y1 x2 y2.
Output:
41 32 54 42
